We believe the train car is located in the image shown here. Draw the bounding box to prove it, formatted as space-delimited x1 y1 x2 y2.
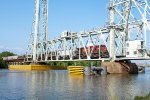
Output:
74 45 109 59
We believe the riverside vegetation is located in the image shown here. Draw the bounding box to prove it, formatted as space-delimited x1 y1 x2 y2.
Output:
0 51 15 69
48 60 102 67
134 92 150 100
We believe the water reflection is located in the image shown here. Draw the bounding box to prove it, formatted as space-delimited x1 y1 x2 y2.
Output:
0 68 150 100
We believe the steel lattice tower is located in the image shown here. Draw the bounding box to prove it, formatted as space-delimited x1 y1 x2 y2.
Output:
27 0 48 62
109 0 150 60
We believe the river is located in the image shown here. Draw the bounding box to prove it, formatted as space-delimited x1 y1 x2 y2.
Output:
0 68 150 100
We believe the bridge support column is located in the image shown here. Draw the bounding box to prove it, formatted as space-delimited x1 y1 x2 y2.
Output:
109 0 116 61
101 61 138 74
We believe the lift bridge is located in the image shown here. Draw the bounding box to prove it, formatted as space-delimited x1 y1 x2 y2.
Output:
25 0 150 63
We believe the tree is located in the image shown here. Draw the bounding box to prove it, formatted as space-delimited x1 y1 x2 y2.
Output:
0 51 16 69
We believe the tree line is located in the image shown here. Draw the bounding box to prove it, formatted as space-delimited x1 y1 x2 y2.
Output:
48 61 102 67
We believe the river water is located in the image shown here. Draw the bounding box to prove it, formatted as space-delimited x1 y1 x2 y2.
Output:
0 68 150 100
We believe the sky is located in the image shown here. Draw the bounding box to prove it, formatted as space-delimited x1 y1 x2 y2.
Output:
0 0 108 54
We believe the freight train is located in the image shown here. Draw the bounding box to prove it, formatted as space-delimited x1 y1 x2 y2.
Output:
32 45 109 61
73 45 109 59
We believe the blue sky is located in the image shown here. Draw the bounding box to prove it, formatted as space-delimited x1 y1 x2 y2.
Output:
0 0 108 54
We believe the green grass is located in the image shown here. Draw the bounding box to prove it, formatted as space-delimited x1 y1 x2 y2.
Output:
134 92 150 100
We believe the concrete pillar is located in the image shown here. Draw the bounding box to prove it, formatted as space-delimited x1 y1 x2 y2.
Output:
84 66 91 75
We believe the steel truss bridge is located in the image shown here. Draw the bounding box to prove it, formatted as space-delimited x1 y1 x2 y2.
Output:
26 0 150 63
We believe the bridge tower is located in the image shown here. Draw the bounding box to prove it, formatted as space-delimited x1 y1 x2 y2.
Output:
102 0 150 73
27 0 48 62
108 0 150 60
109 0 116 61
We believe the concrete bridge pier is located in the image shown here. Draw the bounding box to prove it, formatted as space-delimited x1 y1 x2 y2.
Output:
101 61 138 74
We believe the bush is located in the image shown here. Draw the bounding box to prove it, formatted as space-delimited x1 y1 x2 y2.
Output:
0 51 16 69
134 92 150 100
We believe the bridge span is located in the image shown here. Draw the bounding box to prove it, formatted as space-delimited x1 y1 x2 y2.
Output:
26 0 150 62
